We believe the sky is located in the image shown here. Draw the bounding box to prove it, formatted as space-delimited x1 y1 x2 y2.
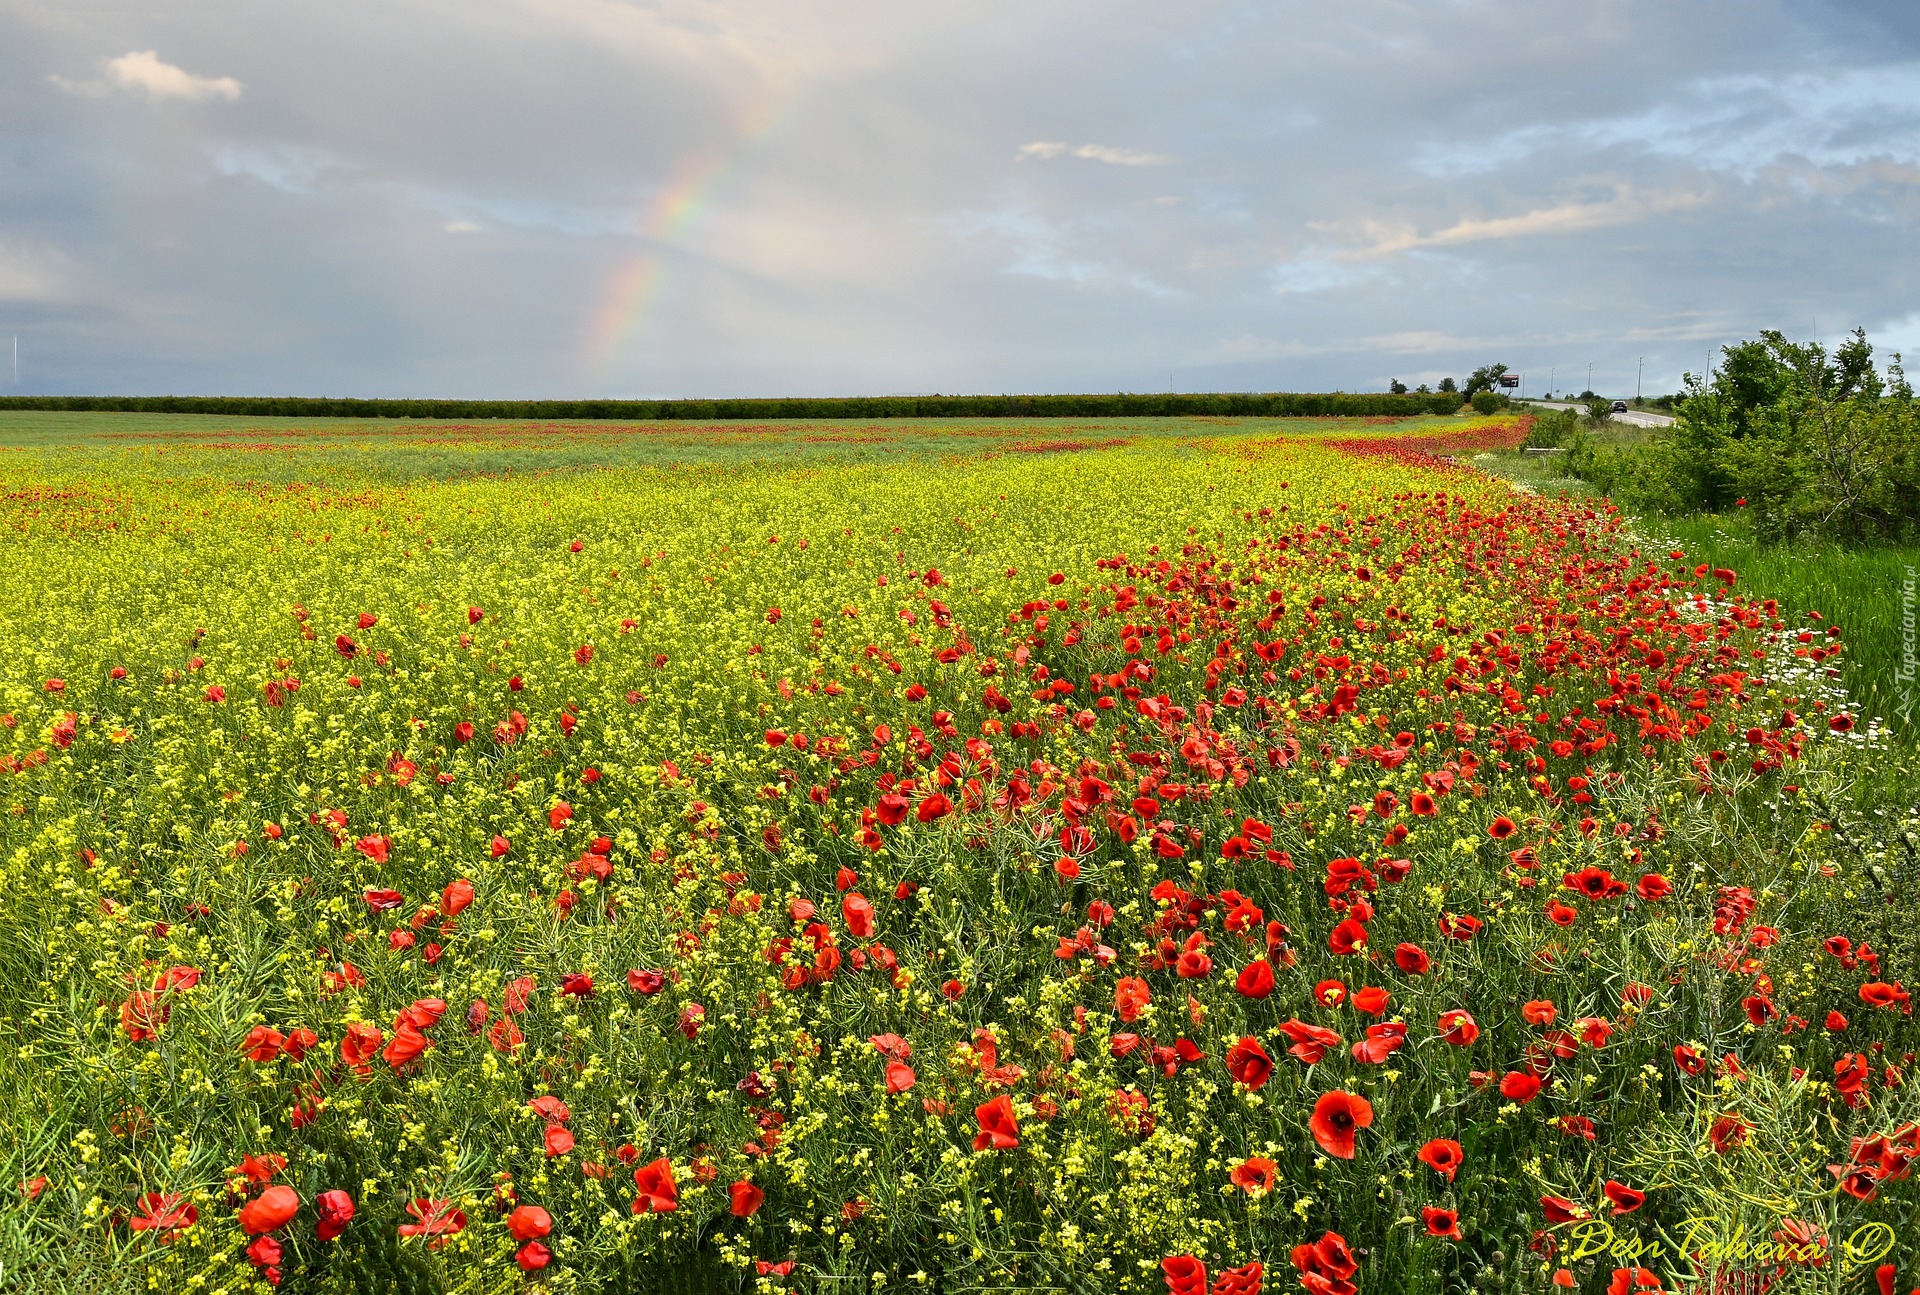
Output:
3 0 1920 399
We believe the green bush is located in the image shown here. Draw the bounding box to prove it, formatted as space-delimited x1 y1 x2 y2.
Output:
1556 328 1920 546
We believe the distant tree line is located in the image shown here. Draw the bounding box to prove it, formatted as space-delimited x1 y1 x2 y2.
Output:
0 390 1500 421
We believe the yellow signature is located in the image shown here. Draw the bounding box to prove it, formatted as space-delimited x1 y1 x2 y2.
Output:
1559 1218 1896 1274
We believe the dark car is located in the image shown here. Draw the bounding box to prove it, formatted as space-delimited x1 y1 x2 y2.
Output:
1610 400 1628 413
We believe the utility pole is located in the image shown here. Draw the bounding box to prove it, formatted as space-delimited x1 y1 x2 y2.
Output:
1587 362 1593 396
1636 357 1643 402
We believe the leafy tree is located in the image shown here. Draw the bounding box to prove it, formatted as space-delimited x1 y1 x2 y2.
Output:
1437 377 1458 394
1389 379 1408 394
1463 364 1509 398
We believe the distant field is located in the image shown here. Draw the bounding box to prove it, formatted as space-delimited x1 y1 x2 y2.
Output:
0 410 1471 482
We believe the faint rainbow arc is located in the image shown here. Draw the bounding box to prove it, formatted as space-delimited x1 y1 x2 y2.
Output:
580 101 791 384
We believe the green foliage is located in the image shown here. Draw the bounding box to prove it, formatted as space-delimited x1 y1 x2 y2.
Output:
1461 364 1508 398
1521 408 1578 449
0 390 1473 421
1558 329 1920 546
1468 390 1501 415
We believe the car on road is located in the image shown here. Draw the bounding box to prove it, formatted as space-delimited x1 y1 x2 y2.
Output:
1610 400 1628 413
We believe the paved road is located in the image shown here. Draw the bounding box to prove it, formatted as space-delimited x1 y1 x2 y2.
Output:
1518 399 1675 429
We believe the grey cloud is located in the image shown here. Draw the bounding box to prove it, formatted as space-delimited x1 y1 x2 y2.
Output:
1 0 1918 399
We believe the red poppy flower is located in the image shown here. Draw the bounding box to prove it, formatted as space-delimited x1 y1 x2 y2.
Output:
1861 982 1912 1011
632 1158 679 1212
1161 1255 1208 1295
1423 1206 1463 1239
1437 1010 1479 1046
1176 946 1213 978
1351 1022 1407 1064
1115 976 1151 1022
1279 1019 1342 1064
1411 792 1438 816
544 1126 575 1157
1499 1072 1542 1102
1636 873 1672 901
1234 960 1275 998
1488 816 1517 839
1603 1180 1644 1213
1353 986 1390 1015
1540 1195 1587 1224
238 1185 299 1235
1327 918 1369 955
1438 913 1482 941
340 1023 383 1077
441 878 476 916
1418 1138 1463 1181
1545 901 1578 926
397 1198 467 1248
130 1192 198 1237
1564 866 1628 900
241 1025 285 1062
516 1242 552 1272
1395 943 1431 975
1607 1269 1664 1294
315 1190 354 1241
1229 1156 1277 1194
507 1205 552 1242
1225 1036 1274 1089
1313 978 1348 1007
1308 1090 1373 1158
1673 1043 1706 1075
1212 1261 1263 1295
1709 1114 1750 1154
973 1095 1020 1150
729 1181 765 1216
383 1023 428 1070
1522 999 1557 1026
916 792 954 823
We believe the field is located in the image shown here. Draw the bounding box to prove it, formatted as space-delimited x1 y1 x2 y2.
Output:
0 411 1915 1295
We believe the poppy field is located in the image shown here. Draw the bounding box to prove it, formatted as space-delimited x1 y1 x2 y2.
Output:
0 412 1916 1295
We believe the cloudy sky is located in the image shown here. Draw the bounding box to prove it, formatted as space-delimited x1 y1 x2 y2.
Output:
3 0 1919 399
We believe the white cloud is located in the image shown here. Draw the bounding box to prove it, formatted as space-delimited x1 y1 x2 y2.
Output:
1072 144 1169 166
0 241 71 304
443 220 482 234
1334 189 1710 260
106 51 243 102
1017 141 1171 166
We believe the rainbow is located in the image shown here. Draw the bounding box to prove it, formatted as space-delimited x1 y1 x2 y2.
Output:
579 99 791 387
